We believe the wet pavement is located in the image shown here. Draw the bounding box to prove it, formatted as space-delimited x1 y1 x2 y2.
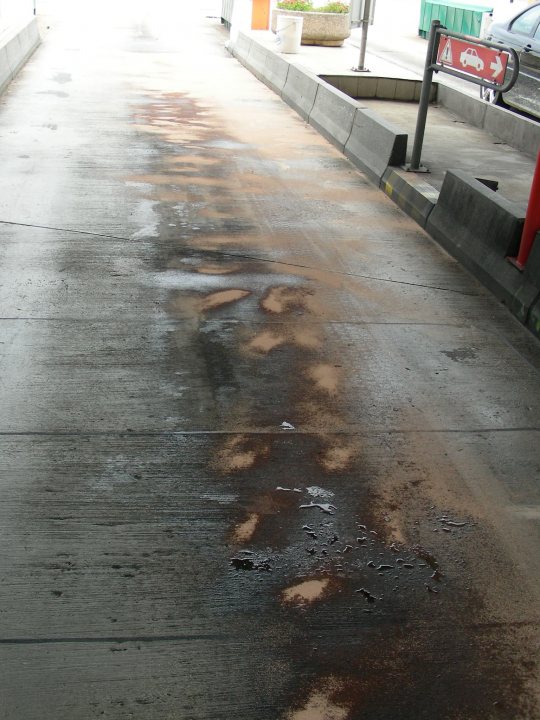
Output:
1 0 540 717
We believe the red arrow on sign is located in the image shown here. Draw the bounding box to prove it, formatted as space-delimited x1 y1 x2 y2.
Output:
436 35 509 85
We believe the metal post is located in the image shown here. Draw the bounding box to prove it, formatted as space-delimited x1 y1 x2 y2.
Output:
407 20 441 172
353 0 372 72
509 149 540 270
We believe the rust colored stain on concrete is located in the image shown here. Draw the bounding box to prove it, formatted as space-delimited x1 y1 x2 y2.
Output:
286 678 351 720
281 578 331 606
307 363 342 396
261 287 319 315
199 289 251 313
232 512 260 543
214 436 271 473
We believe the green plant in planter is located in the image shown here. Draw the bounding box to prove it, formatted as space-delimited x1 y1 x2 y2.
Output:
276 0 314 10
317 1 349 12
276 0 350 11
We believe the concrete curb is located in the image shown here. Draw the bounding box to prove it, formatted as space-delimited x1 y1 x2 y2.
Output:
0 17 40 95
381 167 438 228
228 32 540 341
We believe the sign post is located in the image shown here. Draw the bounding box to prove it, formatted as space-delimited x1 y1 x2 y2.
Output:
405 21 519 172
351 0 375 72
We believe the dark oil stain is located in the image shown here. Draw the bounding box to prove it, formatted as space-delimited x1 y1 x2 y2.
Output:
230 556 272 572
441 346 478 362
38 90 69 98
356 587 377 603
52 72 72 84
411 545 439 570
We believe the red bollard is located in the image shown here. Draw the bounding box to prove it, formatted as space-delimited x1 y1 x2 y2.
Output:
510 150 540 270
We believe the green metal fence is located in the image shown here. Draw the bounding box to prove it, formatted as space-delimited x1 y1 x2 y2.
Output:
419 0 493 38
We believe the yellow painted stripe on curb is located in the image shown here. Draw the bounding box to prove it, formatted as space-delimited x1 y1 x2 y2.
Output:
384 181 393 197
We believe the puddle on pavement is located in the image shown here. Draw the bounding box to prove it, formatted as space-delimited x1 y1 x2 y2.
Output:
195 263 240 275
198 289 251 313
306 486 334 500
166 258 241 275
127 66 538 720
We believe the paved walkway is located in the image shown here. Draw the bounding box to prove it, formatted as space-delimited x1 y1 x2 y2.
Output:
1 1 539 718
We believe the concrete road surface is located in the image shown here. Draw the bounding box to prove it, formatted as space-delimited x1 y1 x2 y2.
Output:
0 1 539 717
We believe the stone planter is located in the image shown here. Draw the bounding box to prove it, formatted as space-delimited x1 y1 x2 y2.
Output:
271 8 351 46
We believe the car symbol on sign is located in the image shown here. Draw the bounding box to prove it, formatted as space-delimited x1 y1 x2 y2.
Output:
460 47 484 71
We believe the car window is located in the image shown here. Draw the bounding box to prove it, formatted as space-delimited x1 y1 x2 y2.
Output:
510 5 540 36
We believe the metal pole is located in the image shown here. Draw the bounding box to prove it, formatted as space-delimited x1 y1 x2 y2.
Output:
408 20 440 171
354 0 372 72
509 149 540 270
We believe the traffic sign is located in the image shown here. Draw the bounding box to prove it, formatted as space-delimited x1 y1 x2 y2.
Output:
436 34 509 86
407 21 519 173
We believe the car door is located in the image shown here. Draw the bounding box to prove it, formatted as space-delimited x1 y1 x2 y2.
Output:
516 23 540 117
496 4 540 114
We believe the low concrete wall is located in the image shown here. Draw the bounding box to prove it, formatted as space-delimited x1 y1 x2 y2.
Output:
321 74 430 103
512 233 540 330
528 259 540 335
281 64 319 121
262 48 289 94
344 108 407 185
0 16 40 95
309 82 360 151
437 84 540 160
426 170 532 313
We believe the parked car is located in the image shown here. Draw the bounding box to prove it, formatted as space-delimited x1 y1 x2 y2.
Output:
481 2 540 118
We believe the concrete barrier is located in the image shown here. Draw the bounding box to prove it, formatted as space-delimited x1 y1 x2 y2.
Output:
344 108 407 185
308 82 359 151
511 232 540 333
0 45 11 93
426 170 527 309
281 64 320 121
0 17 40 95
263 51 290 94
483 103 540 162
436 84 540 160
231 32 253 64
381 167 438 228
246 40 269 82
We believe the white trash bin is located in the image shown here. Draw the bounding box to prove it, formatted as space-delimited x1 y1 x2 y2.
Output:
276 15 303 54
